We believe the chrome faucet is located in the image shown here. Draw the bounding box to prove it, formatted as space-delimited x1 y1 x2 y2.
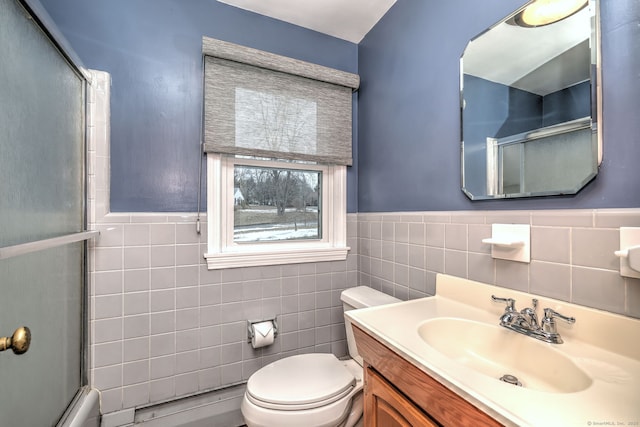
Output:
491 295 575 344
520 299 539 329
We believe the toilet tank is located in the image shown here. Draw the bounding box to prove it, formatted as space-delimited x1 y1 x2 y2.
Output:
341 287 400 366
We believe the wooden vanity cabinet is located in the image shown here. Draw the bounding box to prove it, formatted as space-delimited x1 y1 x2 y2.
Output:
365 366 438 426
353 325 503 427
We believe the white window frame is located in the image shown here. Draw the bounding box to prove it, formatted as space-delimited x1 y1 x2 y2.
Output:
205 154 349 269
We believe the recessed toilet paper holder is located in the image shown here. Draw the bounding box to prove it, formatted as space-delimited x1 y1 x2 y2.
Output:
247 318 278 343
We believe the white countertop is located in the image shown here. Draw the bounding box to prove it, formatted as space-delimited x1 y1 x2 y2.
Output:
346 274 640 427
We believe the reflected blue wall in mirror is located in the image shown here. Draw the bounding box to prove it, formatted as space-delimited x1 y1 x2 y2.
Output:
464 77 591 137
463 74 592 197
462 75 541 197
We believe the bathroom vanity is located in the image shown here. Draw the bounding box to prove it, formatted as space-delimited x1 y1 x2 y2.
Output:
346 274 640 426
355 325 500 426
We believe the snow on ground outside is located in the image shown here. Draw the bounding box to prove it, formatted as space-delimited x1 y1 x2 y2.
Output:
234 222 319 242
234 207 319 242
234 226 319 242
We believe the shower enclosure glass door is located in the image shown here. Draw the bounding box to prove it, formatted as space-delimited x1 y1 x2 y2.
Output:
0 0 90 425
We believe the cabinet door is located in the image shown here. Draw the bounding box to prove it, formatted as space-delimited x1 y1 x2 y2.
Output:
365 367 438 427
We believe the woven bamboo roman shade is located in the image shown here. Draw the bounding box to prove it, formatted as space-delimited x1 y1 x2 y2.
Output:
202 37 359 166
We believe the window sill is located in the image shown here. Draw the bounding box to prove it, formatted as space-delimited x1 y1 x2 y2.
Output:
204 245 350 270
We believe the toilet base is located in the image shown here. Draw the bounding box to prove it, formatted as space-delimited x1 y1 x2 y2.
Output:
241 389 362 427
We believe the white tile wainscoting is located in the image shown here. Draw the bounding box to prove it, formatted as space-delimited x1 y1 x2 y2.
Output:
356 210 640 316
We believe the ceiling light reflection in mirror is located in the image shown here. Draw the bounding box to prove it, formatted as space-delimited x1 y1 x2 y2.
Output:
516 0 589 27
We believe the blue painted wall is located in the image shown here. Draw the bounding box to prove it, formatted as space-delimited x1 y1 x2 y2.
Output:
358 0 640 211
39 0 640 213
39 0 359 212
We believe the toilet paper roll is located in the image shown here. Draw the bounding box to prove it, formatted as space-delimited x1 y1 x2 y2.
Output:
251 321 275 349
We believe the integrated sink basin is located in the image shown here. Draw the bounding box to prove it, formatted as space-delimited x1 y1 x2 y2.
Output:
417 317 593 393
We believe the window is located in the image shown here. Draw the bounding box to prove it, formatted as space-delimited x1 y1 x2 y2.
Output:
233 161 322 243
202 37 359 269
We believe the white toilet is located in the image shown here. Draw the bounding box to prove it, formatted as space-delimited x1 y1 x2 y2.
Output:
240 286 400 427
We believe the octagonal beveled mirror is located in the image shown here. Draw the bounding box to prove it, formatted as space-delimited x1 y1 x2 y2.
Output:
461 0 601 200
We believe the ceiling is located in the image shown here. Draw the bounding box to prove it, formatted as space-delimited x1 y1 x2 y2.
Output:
217 0 397 43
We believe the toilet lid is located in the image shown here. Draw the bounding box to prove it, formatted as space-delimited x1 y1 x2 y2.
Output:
246 353 355 410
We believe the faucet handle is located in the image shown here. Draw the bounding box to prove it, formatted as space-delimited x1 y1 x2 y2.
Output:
541 308 575 338
543 308 575 324
491 295 516 311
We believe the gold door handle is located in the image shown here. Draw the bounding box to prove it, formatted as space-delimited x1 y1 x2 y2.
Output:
0 326 31 354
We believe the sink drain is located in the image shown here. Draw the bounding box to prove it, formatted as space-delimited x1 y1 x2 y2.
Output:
499 374 522 387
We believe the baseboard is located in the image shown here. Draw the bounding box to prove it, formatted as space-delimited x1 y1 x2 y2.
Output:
132 384 246 427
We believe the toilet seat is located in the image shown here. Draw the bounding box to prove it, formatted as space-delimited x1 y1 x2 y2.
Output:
246 353 356 411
